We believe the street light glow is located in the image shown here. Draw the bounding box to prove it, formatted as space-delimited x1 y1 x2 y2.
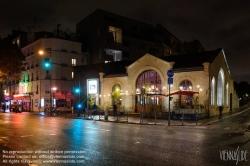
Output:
38 50 44 55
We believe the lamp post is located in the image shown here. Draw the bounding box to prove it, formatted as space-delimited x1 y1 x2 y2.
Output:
39 49 52 114
52 87 57 108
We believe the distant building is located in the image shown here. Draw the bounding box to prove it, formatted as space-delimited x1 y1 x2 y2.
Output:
76 9 186 64
4 29 28 48
183 40 205 53
6 31 84 112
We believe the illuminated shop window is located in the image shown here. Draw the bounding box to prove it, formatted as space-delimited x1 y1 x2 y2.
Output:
179 80 193 106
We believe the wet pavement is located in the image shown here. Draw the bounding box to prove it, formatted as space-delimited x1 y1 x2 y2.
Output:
31 105 250 127
2 106 250 126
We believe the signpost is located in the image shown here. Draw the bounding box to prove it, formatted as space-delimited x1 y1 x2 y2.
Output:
167 69 174 126
141 88 145 123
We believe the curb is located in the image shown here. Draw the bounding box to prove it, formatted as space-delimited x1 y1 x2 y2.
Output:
206 107 250 125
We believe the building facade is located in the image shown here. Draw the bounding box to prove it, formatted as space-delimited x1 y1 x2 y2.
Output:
75 48 239 118
7 37 84 112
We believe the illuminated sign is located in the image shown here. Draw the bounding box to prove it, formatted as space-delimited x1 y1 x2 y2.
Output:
19 82 28 94
87 79 98 94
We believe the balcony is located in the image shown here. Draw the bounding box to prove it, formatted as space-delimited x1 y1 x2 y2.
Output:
103 54 114 61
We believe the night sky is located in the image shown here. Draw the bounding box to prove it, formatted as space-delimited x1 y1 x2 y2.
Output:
1 0 250 83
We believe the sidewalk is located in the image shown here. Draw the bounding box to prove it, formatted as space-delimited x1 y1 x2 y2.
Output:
92 105 250 126
25 105 250 126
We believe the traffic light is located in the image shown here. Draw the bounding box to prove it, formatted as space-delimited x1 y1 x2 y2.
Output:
77 103 82 108
44 58 51 69
74 87 80 94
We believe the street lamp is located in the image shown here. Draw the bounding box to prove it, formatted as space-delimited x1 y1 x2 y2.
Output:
39 48 52 114
52 87 57 108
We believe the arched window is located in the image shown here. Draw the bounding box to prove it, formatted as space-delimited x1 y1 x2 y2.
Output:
226 83 229 106
179 80 193 106
136 70 162 105
211 77 215 105
179 80 192 90
136 70 162 91
217 68 224 106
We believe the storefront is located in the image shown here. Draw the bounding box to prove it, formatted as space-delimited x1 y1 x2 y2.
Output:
12 94 31 112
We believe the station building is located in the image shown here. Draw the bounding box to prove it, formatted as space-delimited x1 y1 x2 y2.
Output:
75 48 239 117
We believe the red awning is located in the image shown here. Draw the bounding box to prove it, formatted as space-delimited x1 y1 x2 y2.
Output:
165 90 199 97
13 95 31 102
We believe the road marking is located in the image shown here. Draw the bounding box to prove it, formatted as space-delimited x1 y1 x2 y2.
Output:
0 137 9 142
0 137 9 145
84 127 110 131
20 135 33 137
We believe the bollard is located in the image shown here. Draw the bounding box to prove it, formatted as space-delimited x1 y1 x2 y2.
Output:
182 111 184 126
140 112 142 123
127 112 129 123
155 112 156 125
196 111 198 126
142 111 144 123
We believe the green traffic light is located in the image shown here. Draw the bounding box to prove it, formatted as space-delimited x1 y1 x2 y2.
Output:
44 62 50 68
44 58 51 68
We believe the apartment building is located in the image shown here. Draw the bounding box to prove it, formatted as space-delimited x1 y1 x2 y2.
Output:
8 34 84 112
76 9 186 64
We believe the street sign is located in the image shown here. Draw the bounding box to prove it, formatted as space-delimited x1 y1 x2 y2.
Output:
168 77 173 84
167 69 174 77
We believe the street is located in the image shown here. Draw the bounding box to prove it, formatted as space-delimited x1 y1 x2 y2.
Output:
0 108 250 166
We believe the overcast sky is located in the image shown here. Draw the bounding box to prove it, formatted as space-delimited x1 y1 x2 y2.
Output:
1 0 250 83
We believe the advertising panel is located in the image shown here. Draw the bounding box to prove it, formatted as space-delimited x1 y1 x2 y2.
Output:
87 79 99 94
19 82 28 94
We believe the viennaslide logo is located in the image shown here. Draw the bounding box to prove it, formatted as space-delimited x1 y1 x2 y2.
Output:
220 146 248 165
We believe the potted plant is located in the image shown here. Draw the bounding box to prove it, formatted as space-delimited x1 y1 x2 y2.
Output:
192 95 199 110
88 95 95 110
199 104 205 117
199 104 204 110
104 101 111 120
